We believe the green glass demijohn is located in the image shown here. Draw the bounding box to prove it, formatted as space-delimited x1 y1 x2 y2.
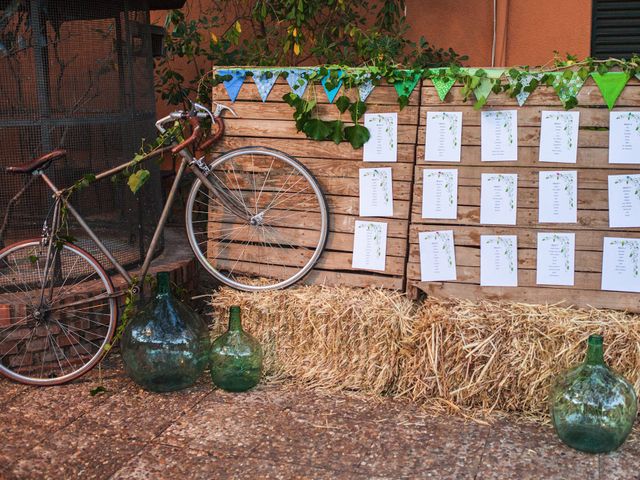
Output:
121 272 210 392
210 306 263 392
550 335 637 453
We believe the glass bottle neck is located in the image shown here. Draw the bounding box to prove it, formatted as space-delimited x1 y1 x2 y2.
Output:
156 272 171 297
228 307 242 331
585 336 605 366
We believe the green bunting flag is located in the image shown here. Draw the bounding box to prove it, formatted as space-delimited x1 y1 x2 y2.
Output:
552 72 586 107
430 74 456 101
471 68 506 103
394 72 421 98
591 71 630 110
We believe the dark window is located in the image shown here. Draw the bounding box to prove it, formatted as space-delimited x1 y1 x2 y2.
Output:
591 0 640 58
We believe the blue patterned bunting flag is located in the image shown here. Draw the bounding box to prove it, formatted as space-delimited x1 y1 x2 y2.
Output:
251 69 281 102
321 70 344 103
285 68 311 97
217 69 246 102
508 72 543 106
358 73 378 101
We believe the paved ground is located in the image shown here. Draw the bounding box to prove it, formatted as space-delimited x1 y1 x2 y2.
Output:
1 355 639 480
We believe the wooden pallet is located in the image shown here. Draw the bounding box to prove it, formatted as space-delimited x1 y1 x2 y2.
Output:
211 75 420 289
408 77 640 311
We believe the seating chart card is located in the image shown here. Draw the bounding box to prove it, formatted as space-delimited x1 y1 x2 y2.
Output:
601 237 640 293
480 235 518 287
424 111 462 162
609 112 640 164
421 169 458 219
481 110 518 161
363 113 398 162
480 173 518 225
418 230 457 281
539 111 579 163
359 168 393 217
608 174 640 228
538 171 578 223
352 220 387 271
536 232 575 286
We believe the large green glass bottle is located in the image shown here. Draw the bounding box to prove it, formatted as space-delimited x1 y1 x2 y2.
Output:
550 335 637 453
121 272 210 392
210 306 263 392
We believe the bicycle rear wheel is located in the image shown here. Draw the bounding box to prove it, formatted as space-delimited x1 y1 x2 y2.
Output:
0 239 117 385
186 146 329 291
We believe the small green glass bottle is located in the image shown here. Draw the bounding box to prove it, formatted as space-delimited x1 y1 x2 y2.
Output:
121 272 210 392
210 306 263 392
550 335 637 453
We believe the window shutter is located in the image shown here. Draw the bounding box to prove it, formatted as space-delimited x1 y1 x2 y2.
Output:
591 0 640 58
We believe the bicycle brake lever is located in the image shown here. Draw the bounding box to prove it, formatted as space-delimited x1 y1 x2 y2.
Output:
211 102 237 118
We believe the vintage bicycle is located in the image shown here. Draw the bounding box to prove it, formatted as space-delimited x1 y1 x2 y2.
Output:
0 102 329 385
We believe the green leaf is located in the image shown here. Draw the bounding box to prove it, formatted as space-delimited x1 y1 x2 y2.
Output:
397 95 409 110
344 124 371 149
302 119 331 141
348 100 367 123
89 386 107 396
335 95 351 114
327 120 344 144
128 169 151 194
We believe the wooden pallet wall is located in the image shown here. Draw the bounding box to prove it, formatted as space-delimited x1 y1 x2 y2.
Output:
211 77 420 289
408 77 640 311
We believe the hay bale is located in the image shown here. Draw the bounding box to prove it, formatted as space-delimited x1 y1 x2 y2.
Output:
210 285 415 395
211 287 640 420
397 297 640 419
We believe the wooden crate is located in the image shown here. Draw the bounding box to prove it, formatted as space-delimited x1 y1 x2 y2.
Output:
211 75 420 289
408 77 640 311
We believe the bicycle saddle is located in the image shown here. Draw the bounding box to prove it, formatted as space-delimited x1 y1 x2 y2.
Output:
6 149 67 174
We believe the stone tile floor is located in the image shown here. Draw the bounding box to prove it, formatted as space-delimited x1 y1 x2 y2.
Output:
1 355 639 480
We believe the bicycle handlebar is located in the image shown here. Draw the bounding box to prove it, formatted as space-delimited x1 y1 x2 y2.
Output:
171 117 202 154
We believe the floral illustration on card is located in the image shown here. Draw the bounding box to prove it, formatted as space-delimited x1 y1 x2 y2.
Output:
363 169 391 203
371 114 395 151
487 111 514 145
434 112 460 147
614 175 640 202
486 236 516 272
609 239 640 277
544 171 576 208
426 231 454 267
615 112 640 134
487 174 516 209
541 234 572 272
544 113 576 149
358 222 385 258
425 170 456 206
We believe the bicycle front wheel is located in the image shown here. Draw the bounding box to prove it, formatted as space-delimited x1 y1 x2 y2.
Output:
0 240 117 385
186 146 329 291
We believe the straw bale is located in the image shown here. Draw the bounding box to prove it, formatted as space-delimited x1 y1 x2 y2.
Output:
211 287 640 420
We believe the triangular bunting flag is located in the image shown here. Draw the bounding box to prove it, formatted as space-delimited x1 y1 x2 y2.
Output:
217 69 246 102
430 74 456 101
358 73 379 102
321 70 344 103
251 69 281 102
394 71 420 98
472 68 506 103
552 72 586 106
591 71 630 110
285 68 311 97
508 72 543 106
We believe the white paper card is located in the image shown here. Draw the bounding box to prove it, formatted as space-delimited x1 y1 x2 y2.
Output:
425 112 462 162
538 171 578 223
352 220 387 271
480 174 518 225
363 113 397 162
359 168 393 217
539 111 579 163
481 110 518 161
419 230 457 282
608 174 640 227
480 235 518 286
536 233 575 286
422 169 458 219
601 237 640 293
609 112 640 164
